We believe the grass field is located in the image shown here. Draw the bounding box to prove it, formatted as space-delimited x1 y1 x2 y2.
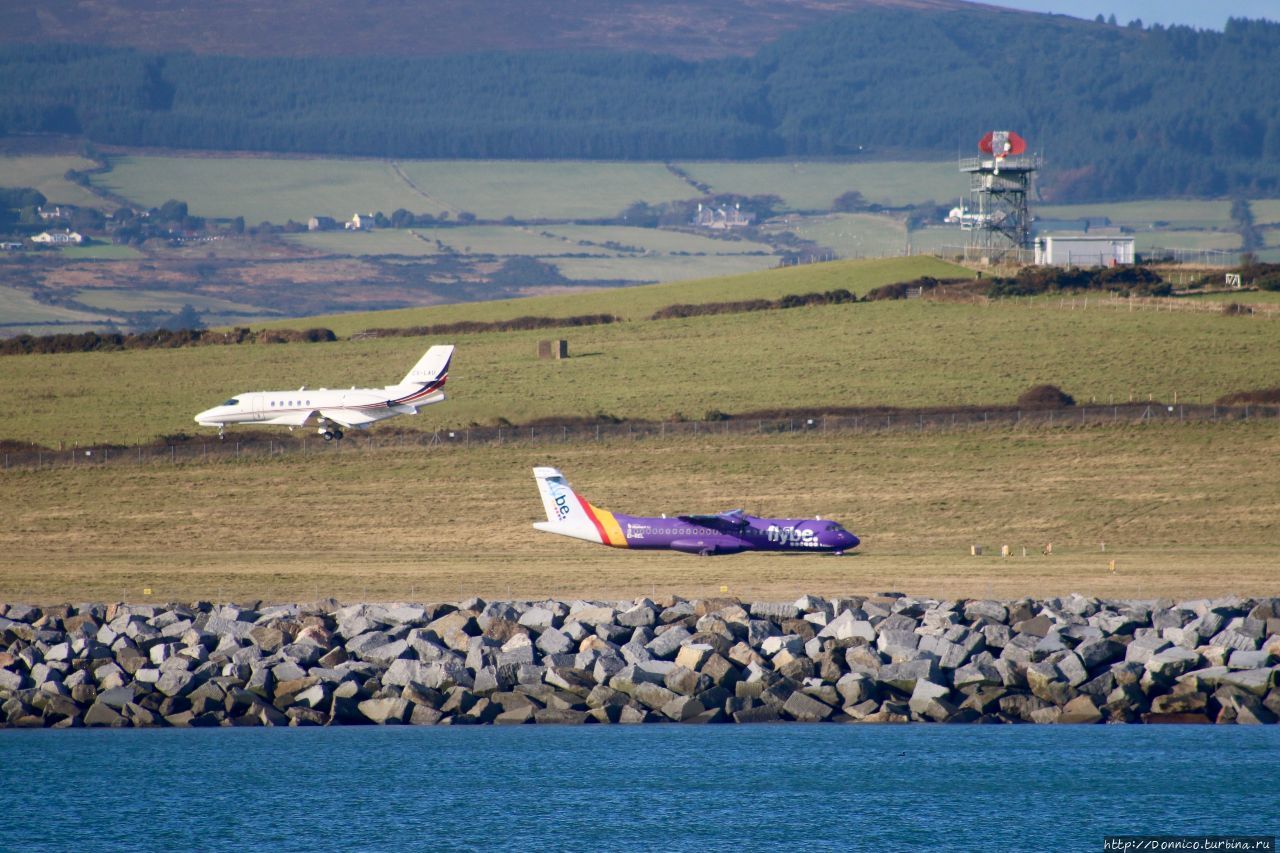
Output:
1035 201 1237 230
0 155 107 209
551 254 776 282
539 225 774 255
676 161 960 211
93 156 429 223
1 423 1275 603
71 289 277 315
762 213 909 258
283 256 970 335
0 284 116 327
5 257 1280 447
1133 230 1242 252
393 161 694 220
55 243 146 260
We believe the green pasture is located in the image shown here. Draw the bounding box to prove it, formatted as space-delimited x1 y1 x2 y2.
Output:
71 289 276 315
1036 200 1235 230
393 161 694 220
0 155 106 209
762 213 909 258
293 257 970 334
552 254 776 283
287 229 441 256
539 225 773 255
1134 230 1242 252
1183 289 1280 305
93 156 428 223
56 243 145 260
6 257 1280 447
675 160 960 211
0 284 115 326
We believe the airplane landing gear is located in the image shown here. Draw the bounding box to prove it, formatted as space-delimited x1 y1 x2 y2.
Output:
321 428 345 441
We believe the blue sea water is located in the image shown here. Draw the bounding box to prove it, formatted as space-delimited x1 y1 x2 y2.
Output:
1 725 1277 852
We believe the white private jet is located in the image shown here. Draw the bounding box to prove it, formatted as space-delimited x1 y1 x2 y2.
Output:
195 345 454 440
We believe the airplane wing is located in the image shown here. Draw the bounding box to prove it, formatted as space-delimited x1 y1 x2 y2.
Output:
678 510 749 529
262 410 315 426
319 408 382 428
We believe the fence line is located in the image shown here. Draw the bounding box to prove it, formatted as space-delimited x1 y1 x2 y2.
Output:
4 403 1276 472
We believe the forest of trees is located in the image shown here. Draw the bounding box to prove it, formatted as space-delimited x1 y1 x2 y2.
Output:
2 10 1279 201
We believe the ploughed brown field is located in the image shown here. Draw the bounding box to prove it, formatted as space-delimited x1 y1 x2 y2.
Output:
1 422 1275 604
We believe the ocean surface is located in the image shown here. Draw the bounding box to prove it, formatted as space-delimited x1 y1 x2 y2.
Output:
2 725 1277 852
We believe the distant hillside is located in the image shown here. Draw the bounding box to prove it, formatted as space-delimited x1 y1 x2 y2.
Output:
0 0 978 60
2 10 1279 200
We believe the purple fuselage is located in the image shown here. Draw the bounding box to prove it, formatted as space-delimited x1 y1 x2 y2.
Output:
608 512 859 556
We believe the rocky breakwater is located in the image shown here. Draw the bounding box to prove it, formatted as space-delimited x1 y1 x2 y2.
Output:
2 594 1279 728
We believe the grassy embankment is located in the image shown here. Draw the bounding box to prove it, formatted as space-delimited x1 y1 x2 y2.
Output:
5 255 1280 447
1 423 1275 603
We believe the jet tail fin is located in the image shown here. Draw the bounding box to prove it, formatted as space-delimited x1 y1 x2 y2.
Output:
533 467 626 546
401 345 454 386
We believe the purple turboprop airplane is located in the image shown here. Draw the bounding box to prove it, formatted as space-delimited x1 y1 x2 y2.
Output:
532 467 860 556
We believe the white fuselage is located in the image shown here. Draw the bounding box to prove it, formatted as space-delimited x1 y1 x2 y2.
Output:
194 386 441 429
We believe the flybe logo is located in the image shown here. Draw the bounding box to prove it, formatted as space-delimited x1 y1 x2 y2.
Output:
766 525 819 547
549 482 573 519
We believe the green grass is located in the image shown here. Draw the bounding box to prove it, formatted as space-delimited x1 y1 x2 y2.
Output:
71 289 276 314
56 243 145 260
1036 200 1235 230
539 225 773 255
0 155 106 209
0 284 115 326
676 160 960 211
1183 290 1280 304
93 156 428 223
762 213 909 257
285 229 441 256
551 254 777 283
1133 230 1242 252
6 256 1280 447
1 423 1276 602
286 256 970 335
393 161 694 220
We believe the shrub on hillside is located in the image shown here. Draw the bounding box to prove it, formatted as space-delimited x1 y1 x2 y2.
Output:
986 266 1169 298
649 289 856 320
1017 384 1076 408
357 313 620 339
863 276 959 301
1216 386 1280 405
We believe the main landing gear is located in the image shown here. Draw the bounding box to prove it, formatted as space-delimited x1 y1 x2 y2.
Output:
319 426 345 441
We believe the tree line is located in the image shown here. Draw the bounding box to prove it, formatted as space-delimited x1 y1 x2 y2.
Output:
3 12 1280 200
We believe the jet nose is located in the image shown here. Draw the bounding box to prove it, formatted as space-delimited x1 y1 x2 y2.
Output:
846 532 860 549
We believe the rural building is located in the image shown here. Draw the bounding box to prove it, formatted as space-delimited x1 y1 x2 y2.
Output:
37 205 73 221
308 216 338 231
1034 235 1134 267
31 229 84 245
345 213 372 231
694 203 753 230
0 241 23 251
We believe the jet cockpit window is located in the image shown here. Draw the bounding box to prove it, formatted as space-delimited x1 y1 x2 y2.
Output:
222 398 240 406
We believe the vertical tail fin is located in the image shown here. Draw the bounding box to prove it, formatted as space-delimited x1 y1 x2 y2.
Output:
401 345 454 386
532 467 627 547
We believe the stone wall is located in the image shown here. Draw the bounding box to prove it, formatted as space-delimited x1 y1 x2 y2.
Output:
2 594 1277 727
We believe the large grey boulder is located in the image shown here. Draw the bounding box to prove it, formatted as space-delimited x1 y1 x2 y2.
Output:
908 679 955 722
645 627 691 660
782 691 833 722
1145 647 1202 680
358 698 411 725
878 659 940 693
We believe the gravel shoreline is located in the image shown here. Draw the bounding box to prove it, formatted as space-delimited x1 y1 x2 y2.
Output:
2 594 1277 727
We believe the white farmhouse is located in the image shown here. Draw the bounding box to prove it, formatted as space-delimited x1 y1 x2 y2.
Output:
32 230 84 245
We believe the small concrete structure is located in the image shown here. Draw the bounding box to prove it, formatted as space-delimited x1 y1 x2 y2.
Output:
538 339 569 359
1035 235 1135 267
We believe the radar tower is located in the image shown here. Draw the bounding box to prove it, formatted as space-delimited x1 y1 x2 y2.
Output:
959 130 1040 260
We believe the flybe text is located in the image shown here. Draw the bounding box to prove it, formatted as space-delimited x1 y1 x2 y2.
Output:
766 525 820 546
